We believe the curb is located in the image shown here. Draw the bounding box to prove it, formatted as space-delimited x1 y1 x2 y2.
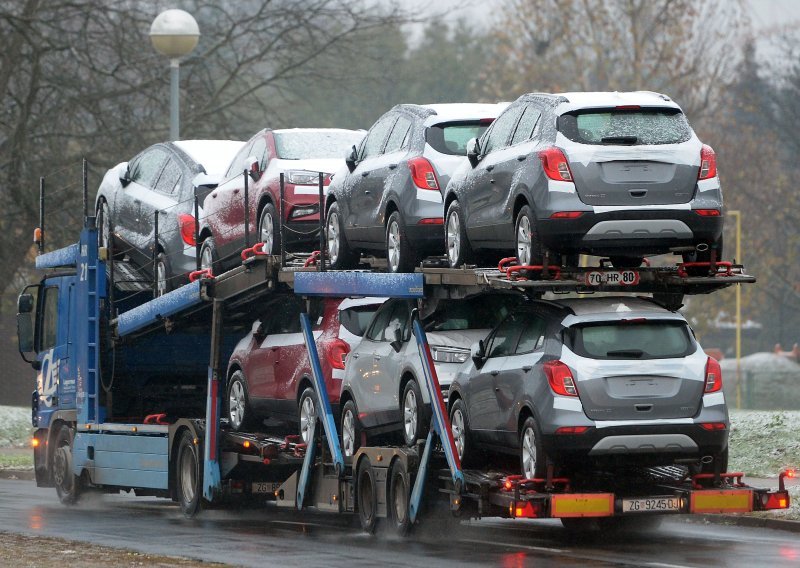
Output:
681 513 800 533
0 470 35 481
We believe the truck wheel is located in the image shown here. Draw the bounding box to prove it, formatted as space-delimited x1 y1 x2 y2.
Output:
341 400 362 458
53 427 81 505
298 388 318 445
401 379 425 447
176 430 202 517
520 416 547 479
388 458 412 536
227 371 255 431
356 456 378 534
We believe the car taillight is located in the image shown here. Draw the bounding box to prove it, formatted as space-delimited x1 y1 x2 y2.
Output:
538 148 573 182
327 338 350 370
704 356 722 393
694 209 720 216
544 360 578 397
408 157 439 190
178 214 196 246
698 144 717 180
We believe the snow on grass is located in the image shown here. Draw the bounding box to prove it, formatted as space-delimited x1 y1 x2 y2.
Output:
728 410 800 477
0 406 31 449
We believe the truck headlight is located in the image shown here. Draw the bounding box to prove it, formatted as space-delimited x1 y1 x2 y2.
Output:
430 346 469 364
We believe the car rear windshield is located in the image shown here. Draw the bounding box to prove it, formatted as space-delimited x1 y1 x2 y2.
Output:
274 131 364 160
557 108 692 145
423 294 523 331
564 320 695 360
339 305 382 337
426 121 492 155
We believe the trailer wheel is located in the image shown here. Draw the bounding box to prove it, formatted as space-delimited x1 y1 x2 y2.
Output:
53 427 81 505
356 456 378 534
388 459 412 536
176 430 202 517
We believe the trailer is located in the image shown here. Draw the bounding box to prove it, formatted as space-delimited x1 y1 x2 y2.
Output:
17 213 791 536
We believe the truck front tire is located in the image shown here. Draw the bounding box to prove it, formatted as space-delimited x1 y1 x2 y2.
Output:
53 426 81 505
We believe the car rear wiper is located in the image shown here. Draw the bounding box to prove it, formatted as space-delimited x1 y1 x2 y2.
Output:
601 135 638 145
605 349 644 358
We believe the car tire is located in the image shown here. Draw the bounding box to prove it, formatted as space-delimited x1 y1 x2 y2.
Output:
227 371 256 431
341 399 362 458
401 379 425 447
445 200 474 268
386 210 416 273
96 198 112 250
199 236 219 274
155 252 172 297
514 205 544 265
449 398 474 467
175 429 203 517
258 202 281 255
609 256 643 269
326 202 359 270
298 387 318 445
53 426 81 505
519 415 547 479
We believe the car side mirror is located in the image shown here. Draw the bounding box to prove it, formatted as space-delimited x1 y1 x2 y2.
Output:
466 138 481 167
390 327 404 353
471 340 486 369
246 156 262 182
345 145 358 173
119 163 132 188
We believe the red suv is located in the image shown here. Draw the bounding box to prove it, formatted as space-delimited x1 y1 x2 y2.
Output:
225 294 385 441
200 128 364 272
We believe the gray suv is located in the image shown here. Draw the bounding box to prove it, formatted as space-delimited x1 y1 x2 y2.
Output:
444 92 723 269
448 297 728 478
325 103 507 273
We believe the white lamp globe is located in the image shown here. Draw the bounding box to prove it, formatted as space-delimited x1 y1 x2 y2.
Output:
149 9 200 59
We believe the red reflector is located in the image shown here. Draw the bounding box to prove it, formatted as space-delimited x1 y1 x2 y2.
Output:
539 147 573 181
549 211 583 219
698 144 717 180
764 491 790 510
544 360 578 397
699 422 726 431
694 209 721 216
555 426 589 435
178 213 197 246
704 357 722 393
327 338 350 370
408 157 439 190
417 217 444 225
513 501 538 518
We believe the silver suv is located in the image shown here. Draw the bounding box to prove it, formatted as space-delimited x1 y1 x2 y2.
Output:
447 296 728 478
444 92 723 269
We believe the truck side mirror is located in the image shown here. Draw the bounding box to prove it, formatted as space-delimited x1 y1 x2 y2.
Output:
471 339 486 369
466 138 481 167
18 293 34 314
345 145 358 173
16 293 35 364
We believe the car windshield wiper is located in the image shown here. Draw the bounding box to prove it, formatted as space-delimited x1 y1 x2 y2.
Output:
601 135 638 145
605 349 644 358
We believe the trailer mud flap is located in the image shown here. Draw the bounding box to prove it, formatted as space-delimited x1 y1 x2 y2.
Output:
550 493 614 518
690 490 752 514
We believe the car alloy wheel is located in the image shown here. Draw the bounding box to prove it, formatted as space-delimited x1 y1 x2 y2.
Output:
259 206 275 254
228 379 246 430
200 244 214 271
516 215 533 265
327 210 341 265
403 388 418 444
156 255 168 297
342 404 356 458
450 405 466 460
387 218 402 273
446 210 461 267
521 425 538 479
97 199 111 249
299 390 317 445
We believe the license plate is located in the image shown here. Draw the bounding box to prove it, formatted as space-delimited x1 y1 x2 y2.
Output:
251 481 281 494
622 496 681 513
585 270 640 286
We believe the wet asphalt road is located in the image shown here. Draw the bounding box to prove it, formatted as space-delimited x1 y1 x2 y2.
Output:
0 479 798 567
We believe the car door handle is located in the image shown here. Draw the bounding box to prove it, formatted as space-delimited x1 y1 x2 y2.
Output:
361 171 369 177
388 164 397 170
522 365 532 372
495 387 501 392
485 165 494 172
364 190 370 195
133 199 141 204
490 370 499 376
351 353 359 359
233 189 240 194
374 355 381 361
489 179 495 184
517 155 527 161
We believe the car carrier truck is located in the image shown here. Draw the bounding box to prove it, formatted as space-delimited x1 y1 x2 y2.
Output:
16 209 792 534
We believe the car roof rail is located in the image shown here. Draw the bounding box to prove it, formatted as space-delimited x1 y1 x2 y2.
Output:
392 104 436 119
634 90 672 102
519 92 569 106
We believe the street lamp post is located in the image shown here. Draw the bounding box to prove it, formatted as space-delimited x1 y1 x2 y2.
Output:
728 210 743 409
149 9 200 141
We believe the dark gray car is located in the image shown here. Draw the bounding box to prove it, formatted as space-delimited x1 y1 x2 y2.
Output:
448 297 728 478
325 103 506 273
444 92 723 269
95 140 243 294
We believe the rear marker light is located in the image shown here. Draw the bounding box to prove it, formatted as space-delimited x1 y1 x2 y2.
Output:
417 218 444 225
178 213 197 246
408 157 440 190
555 426 589 435
698 144 717 180
699 422 726 431
704 357 722 393
539 148 573 182
550 211 583 219
544 360 578 397
694 209 721 217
